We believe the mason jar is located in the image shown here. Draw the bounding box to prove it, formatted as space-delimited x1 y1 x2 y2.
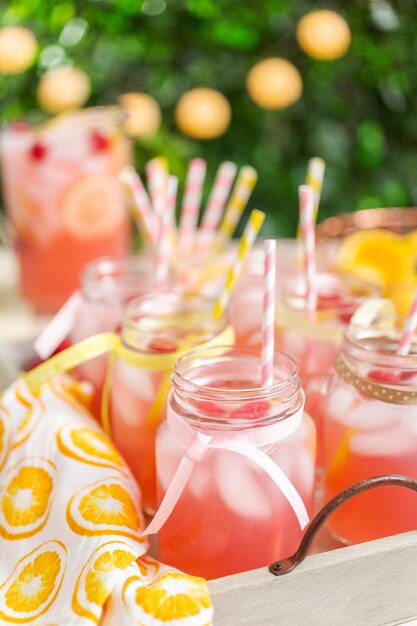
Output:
156 346 316 579
70 255 157 415
109 292 233 513
276 271 380 467
323 315 417 545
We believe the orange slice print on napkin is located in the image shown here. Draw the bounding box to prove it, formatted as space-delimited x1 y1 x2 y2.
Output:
0 540 67 623
0 458 56 540
66 478 144 542
12 386 44 450
0 403 13 473
122 569 212 624
57 424 125 472
72 541 138 623
60 174 125 241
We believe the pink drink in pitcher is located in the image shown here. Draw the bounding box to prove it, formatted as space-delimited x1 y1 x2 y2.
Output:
156 347 315 579
0 108 131 312
276 272 379 467
324 324 417 545
109 293 230 512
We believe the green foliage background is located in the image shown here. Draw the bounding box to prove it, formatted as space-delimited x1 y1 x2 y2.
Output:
1 0 416 236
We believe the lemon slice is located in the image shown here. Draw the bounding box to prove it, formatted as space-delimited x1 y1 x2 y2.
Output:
60 174 125 240
337 229 415 287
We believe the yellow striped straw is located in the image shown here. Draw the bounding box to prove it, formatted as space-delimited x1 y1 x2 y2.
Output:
152 155 169 172
218 165 258 242
213 209 265 319
306 157 325 221
297 157 325 238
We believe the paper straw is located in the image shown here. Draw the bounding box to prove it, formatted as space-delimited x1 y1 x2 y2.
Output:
155 175 178 287
200 161 237 246
218 165 258 242
146 157 168 219
179 158 207 248
398 287 417 355
299 185 317 321
306 157 326 222
261 240 276 387
213 209 265 319
119 166 159 244
296 157 325 238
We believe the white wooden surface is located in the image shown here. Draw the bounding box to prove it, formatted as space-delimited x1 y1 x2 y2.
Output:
209 530 417 626
1 246 417 626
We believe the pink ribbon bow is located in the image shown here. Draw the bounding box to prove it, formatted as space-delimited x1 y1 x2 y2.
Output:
143 394 310 536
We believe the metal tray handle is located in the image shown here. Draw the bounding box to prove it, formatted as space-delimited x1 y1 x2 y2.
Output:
269 474 417 576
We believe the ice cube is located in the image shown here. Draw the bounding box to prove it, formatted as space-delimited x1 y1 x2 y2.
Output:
230 288 262 338
401 405 417 436
325 383 358 422
114 360 156 403
278 330 306 363
156 425 185 492
349 426 417 457
216 452 272 519
331 392 403 430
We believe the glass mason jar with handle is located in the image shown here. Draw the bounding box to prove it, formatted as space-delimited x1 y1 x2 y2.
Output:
155 346 316 579
323 299 417 545
0 107 131 312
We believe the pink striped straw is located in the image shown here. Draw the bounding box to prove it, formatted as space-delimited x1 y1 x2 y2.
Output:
299 185 317 321
179 158 207 249
146 158 167 219
119 166 159 244
262 240 277 387
398 286 417 355
155 175 178 287
199 161 237 247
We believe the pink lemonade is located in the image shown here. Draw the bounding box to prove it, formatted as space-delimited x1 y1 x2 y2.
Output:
230 239 335 348
109 292 230 512
69 255 157 417
156 348 316 579
323 326 417 545
0 108 132 313
276 272 379 467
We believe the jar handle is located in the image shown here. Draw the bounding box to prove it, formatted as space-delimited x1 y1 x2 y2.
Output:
269 474 417 576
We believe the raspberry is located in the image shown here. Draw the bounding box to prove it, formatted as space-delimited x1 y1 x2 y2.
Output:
29 142 47 160
317 294 342 310
148 339 178 353
339 311 354 324
91 131 109 152
195 401 226 417
230 400 270 420
368 370 402 384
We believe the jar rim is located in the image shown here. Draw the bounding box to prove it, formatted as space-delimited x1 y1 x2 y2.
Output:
343 323 417 370
81 254 155 304
121 291 228 352
171 346 303 428
173 345 299 398
280 270 380 318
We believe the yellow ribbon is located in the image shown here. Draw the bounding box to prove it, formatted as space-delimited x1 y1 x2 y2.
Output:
23 326 235 436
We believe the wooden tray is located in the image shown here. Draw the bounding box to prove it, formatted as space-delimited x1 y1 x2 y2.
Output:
1 247 417 626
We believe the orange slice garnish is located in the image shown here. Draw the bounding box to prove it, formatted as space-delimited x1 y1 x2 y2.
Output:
337 229 415 288
60 173 125 240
